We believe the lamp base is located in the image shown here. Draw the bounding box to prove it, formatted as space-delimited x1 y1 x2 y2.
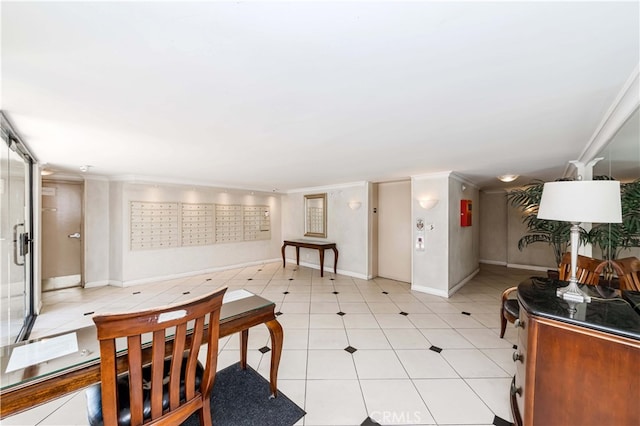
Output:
556 280 592 303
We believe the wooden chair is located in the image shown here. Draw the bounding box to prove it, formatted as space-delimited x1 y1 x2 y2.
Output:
610 257 640 291
499 286 520 338
500 253 603 338
557 252 603 285
86 287 227 426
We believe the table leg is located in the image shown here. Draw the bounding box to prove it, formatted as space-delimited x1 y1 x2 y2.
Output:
281 243 287 268
240 329 248 370
319 248 325 277
295 246 300 265
265 318 283 398
332 247 338 274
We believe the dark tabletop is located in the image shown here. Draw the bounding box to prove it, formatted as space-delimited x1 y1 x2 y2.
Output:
517 277 640 341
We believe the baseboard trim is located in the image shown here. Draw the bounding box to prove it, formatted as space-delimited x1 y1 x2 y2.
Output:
80 257 368 289
506 263 551 272
84 280 110 288
479 259 508 266
119 258 282 288
411 284 449 298
448 268 480 297
480 260 552 273
293 259 368 280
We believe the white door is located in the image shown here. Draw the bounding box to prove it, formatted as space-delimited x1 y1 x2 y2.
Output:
377 181 411 283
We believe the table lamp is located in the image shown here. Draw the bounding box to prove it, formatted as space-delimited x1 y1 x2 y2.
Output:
537 180 622 303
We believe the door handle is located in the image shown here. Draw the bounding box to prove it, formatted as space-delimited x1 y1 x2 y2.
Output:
68 232 81 239
13 223 25 266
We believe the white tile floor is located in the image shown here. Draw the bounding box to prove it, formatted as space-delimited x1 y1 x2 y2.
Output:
3 262 538 426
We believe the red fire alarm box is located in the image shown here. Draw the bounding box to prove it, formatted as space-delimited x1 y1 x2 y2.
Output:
461 199 472 227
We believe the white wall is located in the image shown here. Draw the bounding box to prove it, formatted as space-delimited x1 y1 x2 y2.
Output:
411 173 450 296
479 188 557 271
448 174 480 289
114 183 282 285
77 180 285 287
411 172 479 297
479 191 508 265
368 183 378 278
77 176 489 293
84 178 110 286
506 199 556 270
282 182 369 279
480 187 640 271
108 181 124 284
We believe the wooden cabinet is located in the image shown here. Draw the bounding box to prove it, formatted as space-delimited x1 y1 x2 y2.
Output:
512 279 640 426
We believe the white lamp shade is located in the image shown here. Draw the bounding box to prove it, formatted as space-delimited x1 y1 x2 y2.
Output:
537 180 622 223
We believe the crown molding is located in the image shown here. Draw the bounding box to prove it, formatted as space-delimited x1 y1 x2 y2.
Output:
572 64 640 174
109 174 281 195
449 172 478 189
286 181 368 194
411 171 453 181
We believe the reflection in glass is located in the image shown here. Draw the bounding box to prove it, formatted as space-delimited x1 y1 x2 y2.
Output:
591 109 640 264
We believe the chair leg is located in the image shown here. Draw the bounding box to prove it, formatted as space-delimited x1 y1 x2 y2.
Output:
200 400 212 426
499 311 507 338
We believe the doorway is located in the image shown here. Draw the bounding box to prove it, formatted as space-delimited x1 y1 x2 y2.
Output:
41 180 83 291
375 180 411 283
0 113 35 345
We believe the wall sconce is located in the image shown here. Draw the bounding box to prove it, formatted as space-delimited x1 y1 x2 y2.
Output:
419 199 438 210
348 201 362 210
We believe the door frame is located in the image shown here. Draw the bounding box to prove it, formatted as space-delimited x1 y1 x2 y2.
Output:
41 178 85 291
1 111 36 342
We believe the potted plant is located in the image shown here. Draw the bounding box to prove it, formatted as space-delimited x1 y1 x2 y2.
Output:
507 179 574 271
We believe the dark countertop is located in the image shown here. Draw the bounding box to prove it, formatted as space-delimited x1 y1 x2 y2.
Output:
517 277 640 341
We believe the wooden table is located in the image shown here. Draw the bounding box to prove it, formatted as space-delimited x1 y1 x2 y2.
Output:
0 291 283 419
510 278 640 426
281 239 338 277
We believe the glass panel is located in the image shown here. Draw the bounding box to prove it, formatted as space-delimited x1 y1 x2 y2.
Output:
0 129 30 346
592 109 640 262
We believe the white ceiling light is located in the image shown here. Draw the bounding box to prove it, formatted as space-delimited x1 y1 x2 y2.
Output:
498 174 519 183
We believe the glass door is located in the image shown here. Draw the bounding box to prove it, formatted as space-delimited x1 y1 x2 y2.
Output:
0 116 34 345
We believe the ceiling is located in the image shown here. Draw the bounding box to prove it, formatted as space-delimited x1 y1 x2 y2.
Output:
2 1 639 192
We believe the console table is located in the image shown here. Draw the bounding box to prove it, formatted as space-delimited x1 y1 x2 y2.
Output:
281 239 338 277
510 277 640 426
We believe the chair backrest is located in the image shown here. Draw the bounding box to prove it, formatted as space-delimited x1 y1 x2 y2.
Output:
92 286 227 426
611 257 640 291
558 252 603 285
